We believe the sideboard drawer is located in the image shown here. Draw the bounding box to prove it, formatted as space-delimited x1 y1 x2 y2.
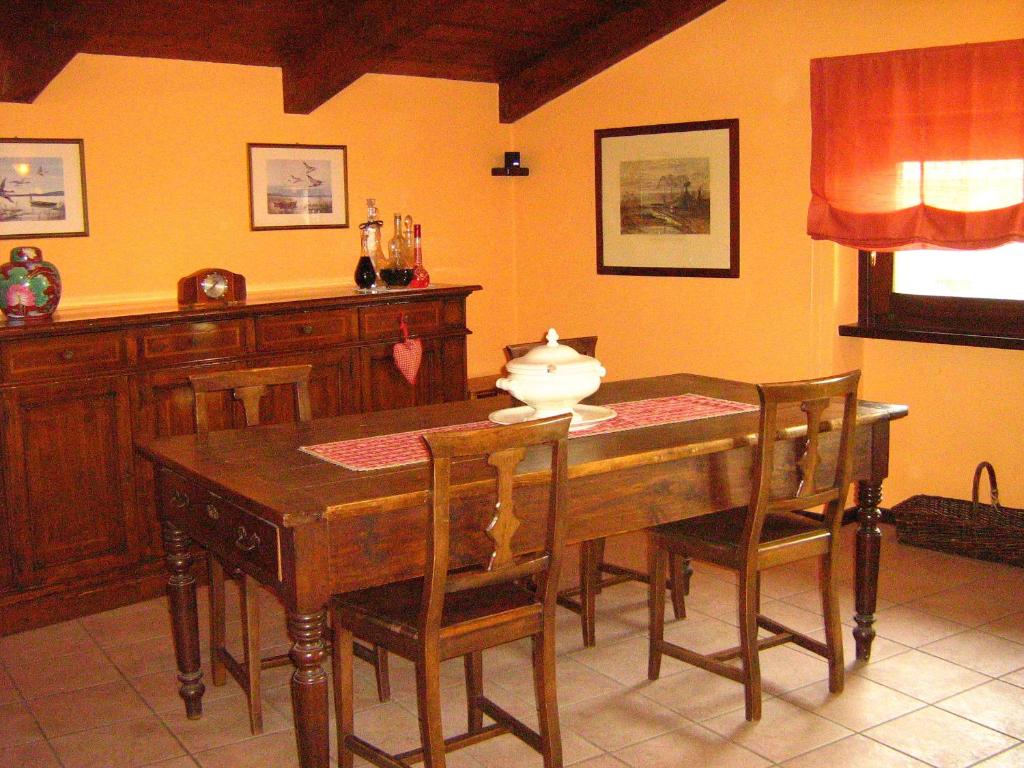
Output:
0 331 130 382
255 309 358 353
158 469 281 583
359 301 441 340
138 320 251 366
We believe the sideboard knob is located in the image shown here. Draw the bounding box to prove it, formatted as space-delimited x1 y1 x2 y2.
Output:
60 349 74 361
300 324 313 335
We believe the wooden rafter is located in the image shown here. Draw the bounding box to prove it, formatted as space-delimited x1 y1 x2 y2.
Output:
280 0 472 115
0 1 84 103
497 0 727 122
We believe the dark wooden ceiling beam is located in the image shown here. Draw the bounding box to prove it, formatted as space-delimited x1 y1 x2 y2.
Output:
497 0 727 123
0 1 85 103
280 0 471 114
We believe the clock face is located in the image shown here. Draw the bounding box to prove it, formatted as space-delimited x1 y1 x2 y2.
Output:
200 272 229 299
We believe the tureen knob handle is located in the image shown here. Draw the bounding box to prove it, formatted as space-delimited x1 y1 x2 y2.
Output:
545 328 559 346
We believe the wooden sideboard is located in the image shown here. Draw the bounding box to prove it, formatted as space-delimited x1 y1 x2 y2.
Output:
0 284 479 635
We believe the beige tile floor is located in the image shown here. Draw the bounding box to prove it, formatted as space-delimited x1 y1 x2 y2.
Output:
2 523 1023 768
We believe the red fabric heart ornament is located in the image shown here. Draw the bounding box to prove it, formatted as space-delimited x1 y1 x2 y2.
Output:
392 315 423 386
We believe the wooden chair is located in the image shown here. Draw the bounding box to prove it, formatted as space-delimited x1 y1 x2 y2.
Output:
331 414 572 768
647 370 860 721
190 365 390 735
504 335 687 647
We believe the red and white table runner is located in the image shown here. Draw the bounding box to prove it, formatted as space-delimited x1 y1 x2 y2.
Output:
300 393 757 472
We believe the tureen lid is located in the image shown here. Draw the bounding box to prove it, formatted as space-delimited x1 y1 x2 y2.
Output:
505 329 603 374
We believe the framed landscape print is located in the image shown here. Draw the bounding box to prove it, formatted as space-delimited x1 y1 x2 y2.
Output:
595 119 739 278
248 143 349 230
0 138 88 239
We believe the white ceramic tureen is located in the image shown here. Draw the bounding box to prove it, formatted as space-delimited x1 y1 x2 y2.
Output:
495 329 607 424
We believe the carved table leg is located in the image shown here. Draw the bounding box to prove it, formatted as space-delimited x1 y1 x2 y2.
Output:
162 521 205 719
289 609 330 768
854 480 883 661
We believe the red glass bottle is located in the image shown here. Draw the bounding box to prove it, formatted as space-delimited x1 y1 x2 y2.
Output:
410 224 430 288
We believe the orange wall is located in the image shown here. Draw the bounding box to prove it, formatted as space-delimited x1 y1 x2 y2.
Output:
0 55 518 374
511 0 1024 504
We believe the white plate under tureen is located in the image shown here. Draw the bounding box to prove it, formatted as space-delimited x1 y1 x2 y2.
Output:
489 328 614 429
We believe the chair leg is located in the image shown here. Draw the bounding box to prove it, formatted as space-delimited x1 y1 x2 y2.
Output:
415 648 447 768
208 553 227 687
464 651 484 733
738 570 762 721
667 554 687 619
239 574 263 734
579 540 599 648
647 538 668 681
820 553 845 693
332 624 355 768
532 629 563 768
373 646 391 702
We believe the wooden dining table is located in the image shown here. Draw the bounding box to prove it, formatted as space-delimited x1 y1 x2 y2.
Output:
135 372 907 768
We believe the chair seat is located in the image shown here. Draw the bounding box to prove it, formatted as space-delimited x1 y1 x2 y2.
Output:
333 577 541 653
653 507 829 568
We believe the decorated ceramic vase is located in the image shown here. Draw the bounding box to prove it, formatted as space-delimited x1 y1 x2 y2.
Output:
0 247 62 322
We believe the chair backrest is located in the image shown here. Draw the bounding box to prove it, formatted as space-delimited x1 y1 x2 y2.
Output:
504 335 598 362
189 364 313 434
743 370 861 559
420 414 571 634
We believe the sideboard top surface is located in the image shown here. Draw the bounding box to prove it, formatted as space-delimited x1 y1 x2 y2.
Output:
0 284 481 340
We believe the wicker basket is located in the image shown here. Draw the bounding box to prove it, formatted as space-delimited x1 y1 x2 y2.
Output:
893 462 1024 567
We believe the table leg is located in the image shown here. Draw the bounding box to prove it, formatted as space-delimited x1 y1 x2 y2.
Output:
854 480 883 661
162 521 205 719
289 609 330 768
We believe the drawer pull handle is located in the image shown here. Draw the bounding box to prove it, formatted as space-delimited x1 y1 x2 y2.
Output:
61 349 74 361
235 526 260 553
170 490 189 509
300 324 314 335
190 336 202 348
205 503 220 520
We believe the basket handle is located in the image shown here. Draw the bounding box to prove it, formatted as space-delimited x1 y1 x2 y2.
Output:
971 461 1001 513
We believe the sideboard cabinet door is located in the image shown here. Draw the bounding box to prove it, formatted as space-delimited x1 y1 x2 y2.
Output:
359 338 444 412
2 375 140 587
0 503 14 594
260 348 360 418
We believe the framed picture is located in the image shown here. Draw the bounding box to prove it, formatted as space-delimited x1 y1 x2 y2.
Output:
595 119 739 278
247 143 349 230
0 138 88 239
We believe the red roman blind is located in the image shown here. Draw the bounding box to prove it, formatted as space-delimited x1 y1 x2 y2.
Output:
808 39 1024 251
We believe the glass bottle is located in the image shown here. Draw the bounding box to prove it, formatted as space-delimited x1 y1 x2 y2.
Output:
399 217 415 282
410 224 430 288
383 213 410 286
402 215 414 249
354 198 382 291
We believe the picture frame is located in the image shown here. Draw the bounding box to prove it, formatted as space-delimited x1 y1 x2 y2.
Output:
595 119 739 278
247 143 349 231
0 138 89 239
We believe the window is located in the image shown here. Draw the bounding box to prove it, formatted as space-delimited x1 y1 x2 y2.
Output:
809 39 1024 348
851 246 1024 347
843 156 1024 347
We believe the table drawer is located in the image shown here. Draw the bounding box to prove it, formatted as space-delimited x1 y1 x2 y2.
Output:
138 320 251 366
359 301 441 340
255 309 358 353
0 331 130 382
158 469 281 582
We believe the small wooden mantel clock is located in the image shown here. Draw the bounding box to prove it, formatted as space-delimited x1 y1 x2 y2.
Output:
177 268 247 306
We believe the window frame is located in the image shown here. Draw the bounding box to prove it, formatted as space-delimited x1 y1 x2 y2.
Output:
839 250 1024 350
